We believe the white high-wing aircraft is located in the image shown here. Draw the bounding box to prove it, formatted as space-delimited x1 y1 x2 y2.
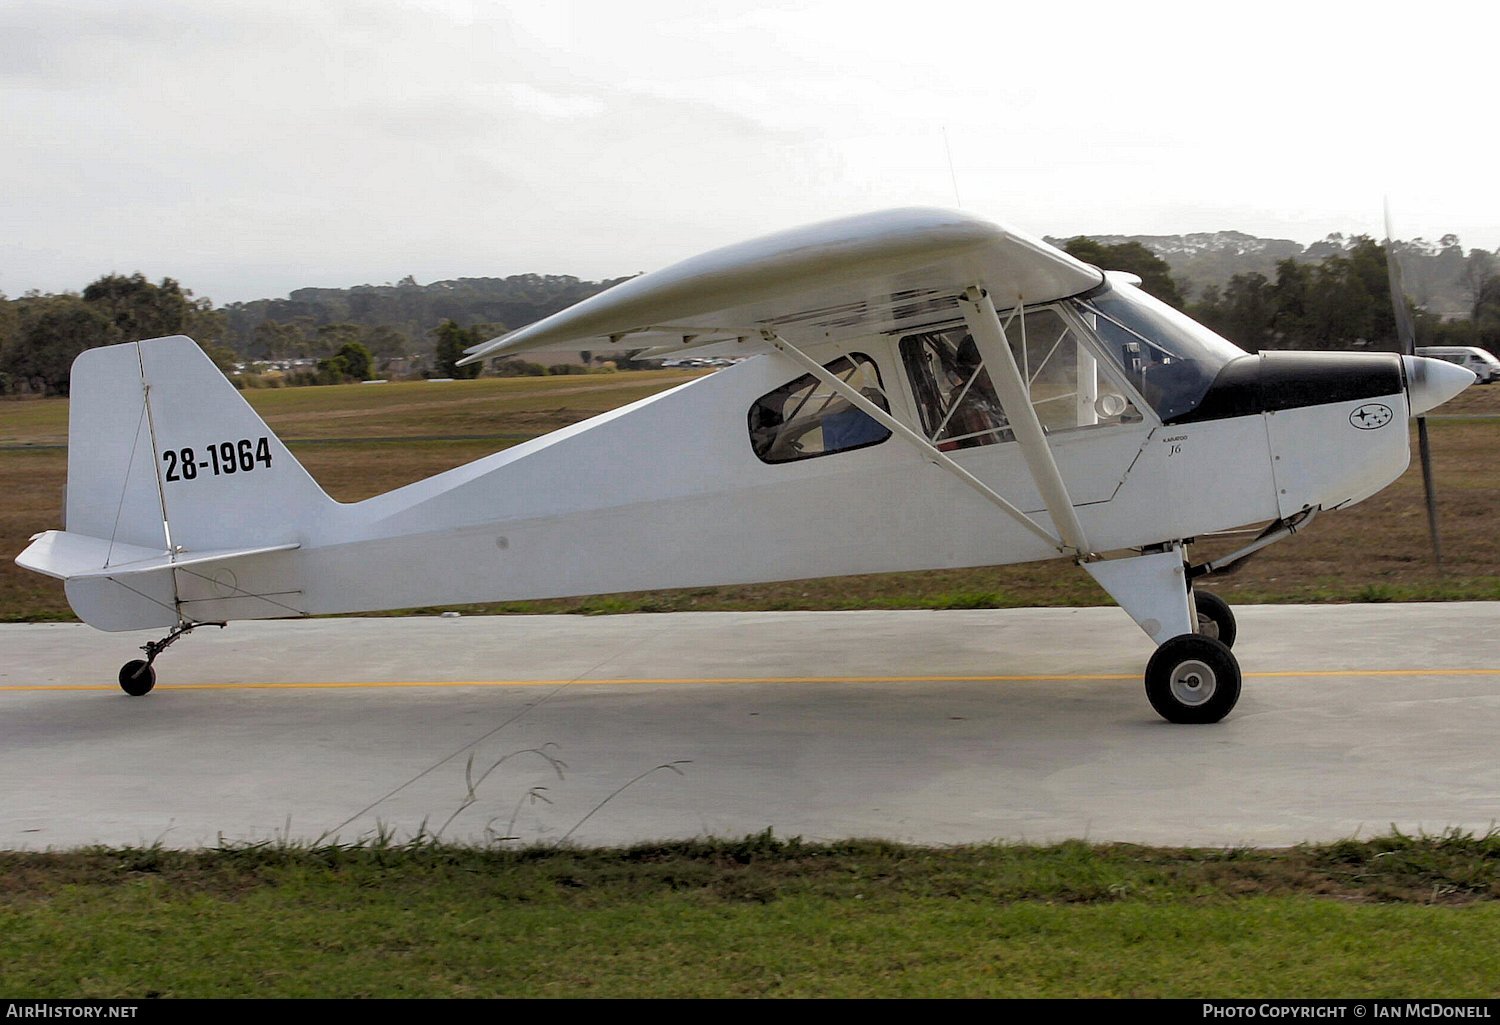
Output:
16 208 1475 722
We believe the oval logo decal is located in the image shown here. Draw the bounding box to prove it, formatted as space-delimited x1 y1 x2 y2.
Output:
1349 403 1394 430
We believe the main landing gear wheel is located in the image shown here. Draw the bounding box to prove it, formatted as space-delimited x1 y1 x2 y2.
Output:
1145 634 1240 724
119 660 157 697
1192 589 1237 648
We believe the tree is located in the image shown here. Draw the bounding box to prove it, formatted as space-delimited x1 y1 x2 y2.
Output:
317 341 374 382
1346 237 1396 347
0 295 19 393
1216 272 1277 352
253 319 304 360
339 341 373 381
432 320 482 379
185 298 228 348
3 296 121 395
315 322 364 357
200 342 242 378
362 324 410 360
1474 274 1500 354
1062 238 1187 309
81 273 192 340
1460 250 1495 341
1270 258 1312 347
1305 256 1374 349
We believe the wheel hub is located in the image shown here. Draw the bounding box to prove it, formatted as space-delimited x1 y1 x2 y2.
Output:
1196 613 1219 640
1170 658 1218 707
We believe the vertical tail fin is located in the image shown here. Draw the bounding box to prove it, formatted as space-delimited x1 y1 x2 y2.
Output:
17 336 333 629
67 336 332 552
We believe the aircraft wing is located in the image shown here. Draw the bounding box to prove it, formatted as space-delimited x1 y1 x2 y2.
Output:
458 208 1103 364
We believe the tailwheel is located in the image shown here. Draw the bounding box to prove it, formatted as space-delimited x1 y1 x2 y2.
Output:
1192 589 1237 648
119 660 157 697
114 620 224 696
1145 634 1240 724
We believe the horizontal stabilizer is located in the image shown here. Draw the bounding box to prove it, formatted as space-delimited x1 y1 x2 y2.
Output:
17 529 298 581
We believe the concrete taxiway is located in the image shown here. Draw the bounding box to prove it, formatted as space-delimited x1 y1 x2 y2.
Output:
2 603 1498 850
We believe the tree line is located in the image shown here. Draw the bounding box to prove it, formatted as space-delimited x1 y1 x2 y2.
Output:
1062 237 1500 355
0 272 631 396
5 241 1499 397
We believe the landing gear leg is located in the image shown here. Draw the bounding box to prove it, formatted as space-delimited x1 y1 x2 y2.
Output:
117 621 225 696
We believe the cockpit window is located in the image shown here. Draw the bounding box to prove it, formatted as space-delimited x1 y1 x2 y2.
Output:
1072 277 1245 421
748 353 891 463
900 310 1142 449
1011 307 1142 434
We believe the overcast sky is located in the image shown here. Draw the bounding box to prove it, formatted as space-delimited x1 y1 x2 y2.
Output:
4 0 1497 305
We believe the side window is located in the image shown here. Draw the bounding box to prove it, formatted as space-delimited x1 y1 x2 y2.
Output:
899 331 1011 450
748 354 891 464
1015 308 1142 432
901 313 1142 449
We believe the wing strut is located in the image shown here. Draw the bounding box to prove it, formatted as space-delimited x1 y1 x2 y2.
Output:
958 287 1091 559
759 329 1067 552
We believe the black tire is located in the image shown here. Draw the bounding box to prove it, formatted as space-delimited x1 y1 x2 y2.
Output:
1192 589 1237 648
1144 634 1240 724
119 660 156 696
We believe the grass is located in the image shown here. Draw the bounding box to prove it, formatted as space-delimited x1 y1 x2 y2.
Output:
1 831 1498 997
5 372 1500 622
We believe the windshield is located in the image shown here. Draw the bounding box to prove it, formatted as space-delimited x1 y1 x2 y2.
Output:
1071 276 1246 421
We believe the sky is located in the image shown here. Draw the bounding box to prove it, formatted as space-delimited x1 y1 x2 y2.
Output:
4 0 1498 305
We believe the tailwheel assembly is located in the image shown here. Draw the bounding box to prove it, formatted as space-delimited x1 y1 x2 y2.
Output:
117 620 225 696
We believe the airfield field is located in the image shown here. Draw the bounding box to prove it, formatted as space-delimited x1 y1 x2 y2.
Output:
4 368 1500 622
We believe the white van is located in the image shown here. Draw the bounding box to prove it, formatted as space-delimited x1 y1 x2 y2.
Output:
1416 346 1500 384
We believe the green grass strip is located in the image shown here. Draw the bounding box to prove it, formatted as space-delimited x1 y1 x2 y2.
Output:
3 831 1498 997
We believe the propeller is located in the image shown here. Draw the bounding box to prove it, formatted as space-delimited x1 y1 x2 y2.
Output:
1383 202 1443 571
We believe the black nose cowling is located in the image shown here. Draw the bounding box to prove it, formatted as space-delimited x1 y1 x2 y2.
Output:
1163 351 1405 425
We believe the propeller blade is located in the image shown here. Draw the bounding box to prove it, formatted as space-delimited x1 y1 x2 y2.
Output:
1415 418 1442 571
1384 200 1418 357
1384 200 1442 571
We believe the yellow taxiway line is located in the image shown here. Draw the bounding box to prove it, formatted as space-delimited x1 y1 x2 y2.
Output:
4 668 1500 692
